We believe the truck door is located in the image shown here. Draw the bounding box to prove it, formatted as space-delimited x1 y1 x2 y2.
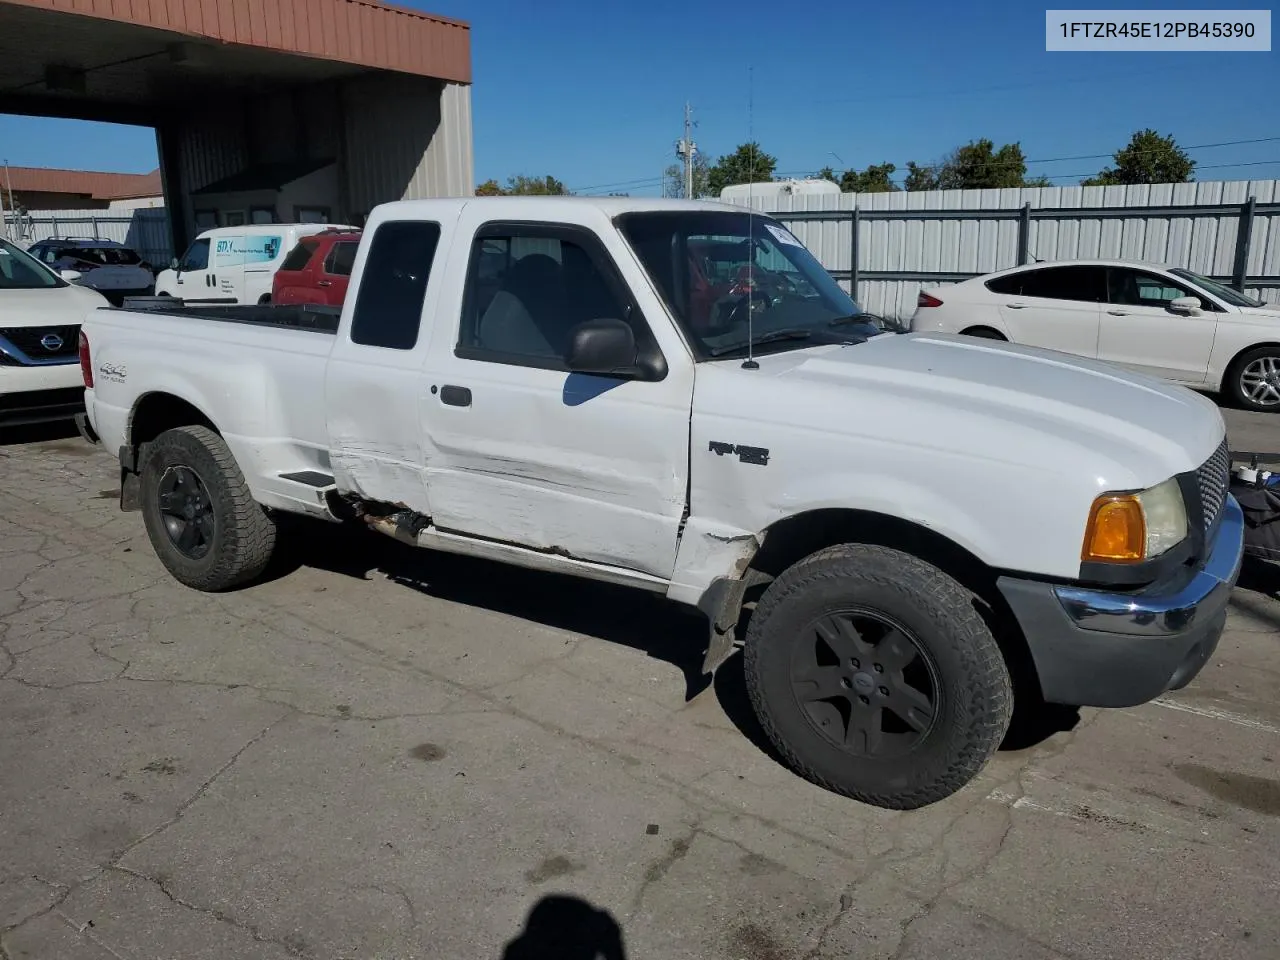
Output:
420 214 695 580
323 218 450 512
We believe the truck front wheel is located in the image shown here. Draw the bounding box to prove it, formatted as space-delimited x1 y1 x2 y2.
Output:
139 425 277 591
743 544 1013 809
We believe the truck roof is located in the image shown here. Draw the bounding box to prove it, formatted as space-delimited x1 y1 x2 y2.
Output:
374 196 756 219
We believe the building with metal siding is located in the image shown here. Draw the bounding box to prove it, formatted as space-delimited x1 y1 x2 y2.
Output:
0 0 473 252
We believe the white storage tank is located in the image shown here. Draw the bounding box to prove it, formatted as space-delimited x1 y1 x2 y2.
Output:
719 178 842 202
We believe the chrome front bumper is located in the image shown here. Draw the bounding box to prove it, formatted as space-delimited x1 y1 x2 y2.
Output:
1054 495 1244 637
996 496 1244 708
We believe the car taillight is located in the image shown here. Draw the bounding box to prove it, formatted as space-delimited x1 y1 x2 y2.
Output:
78 331 93 388
917 291 943 308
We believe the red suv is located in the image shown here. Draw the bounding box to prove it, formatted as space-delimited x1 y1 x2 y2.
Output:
271 228 362 306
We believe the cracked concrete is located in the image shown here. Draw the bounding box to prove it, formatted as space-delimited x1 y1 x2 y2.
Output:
2 411 1279 960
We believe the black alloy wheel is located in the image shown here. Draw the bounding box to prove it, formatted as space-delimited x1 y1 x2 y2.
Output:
156 464 216 560
791 609 939 759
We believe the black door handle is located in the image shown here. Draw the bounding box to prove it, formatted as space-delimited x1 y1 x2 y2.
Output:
440 385 471 407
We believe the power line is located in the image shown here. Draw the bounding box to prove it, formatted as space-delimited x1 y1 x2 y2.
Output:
805 136 1280 183
572 138 1280 196
695 65 1190 112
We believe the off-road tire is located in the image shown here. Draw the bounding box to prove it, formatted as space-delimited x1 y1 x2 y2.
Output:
139 425 276 591
743 543 1013 810
1226 345 1280 413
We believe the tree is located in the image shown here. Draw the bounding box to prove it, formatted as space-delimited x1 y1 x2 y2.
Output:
663 153 711 199
474 174 569 196
505 174 569 195
1082 129 1195 186
706 142 777 195
839 162 899 194
936 139 1032 190
903 140 1044 191
904 161 939 192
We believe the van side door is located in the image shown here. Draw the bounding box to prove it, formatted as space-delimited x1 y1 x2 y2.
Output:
241 233 285 304
210 235 245 303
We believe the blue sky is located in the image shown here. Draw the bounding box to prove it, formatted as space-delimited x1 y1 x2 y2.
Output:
2 0 1276 194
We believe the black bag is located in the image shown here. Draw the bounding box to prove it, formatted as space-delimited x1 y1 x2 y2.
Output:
1229 451 1280 561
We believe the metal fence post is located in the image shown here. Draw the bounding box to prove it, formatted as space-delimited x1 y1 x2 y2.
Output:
1233 197 1256 293
1018 202 1032 265
91 216 99 240
850 205 860 298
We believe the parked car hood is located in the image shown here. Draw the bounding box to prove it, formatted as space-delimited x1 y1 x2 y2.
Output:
698 331 1225 491
0 284 109 326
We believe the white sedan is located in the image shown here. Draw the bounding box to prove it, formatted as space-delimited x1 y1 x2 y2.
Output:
908 258 1280 411
0 238 109 427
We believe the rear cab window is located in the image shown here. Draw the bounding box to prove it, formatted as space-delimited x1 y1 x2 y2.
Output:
348 221 441 350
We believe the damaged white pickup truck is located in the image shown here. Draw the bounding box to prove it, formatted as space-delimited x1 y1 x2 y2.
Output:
76 197 1244 810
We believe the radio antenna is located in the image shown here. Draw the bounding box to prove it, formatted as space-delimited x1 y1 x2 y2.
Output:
742 64 759 370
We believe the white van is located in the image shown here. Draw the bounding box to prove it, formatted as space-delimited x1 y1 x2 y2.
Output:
155 223 355 305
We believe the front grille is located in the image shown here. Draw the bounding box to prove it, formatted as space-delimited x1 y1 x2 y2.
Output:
1196 438 1229 530
0 325 80 360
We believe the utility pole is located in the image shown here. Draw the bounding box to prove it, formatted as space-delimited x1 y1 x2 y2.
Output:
675 103 697 199
1 159 11 241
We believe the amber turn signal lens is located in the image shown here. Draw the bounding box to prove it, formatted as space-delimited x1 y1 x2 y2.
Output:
1082 495 1146 563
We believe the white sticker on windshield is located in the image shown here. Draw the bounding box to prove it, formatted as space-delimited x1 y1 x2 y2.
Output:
764 223 802 247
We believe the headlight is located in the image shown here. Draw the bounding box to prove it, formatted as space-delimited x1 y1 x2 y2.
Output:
1081 476 1188 564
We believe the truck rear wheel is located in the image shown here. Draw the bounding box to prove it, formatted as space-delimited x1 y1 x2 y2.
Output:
743 544 1012 810
139 425 277 591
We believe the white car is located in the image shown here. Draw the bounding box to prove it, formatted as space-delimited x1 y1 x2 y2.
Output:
25 238 155 306
155 223 356 305
79 197 1242 810
909 258 1280 412
0 237 109 426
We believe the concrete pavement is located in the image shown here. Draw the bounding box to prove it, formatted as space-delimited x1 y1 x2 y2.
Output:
1 410 1277 960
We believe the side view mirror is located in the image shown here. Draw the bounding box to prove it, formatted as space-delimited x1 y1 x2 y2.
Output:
169 257 180 271
566 318 641 377
59 269 82 282
1169 295 1202 315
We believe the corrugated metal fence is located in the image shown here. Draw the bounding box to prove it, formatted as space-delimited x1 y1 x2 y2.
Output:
2 208 173 266
724 179 1280 321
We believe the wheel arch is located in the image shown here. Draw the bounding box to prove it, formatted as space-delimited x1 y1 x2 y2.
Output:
1221 340 1280 393
700 507 1038 704
959 325 1008 340
126 391 222 464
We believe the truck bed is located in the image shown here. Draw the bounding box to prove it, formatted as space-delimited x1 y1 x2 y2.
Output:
114 298 341 334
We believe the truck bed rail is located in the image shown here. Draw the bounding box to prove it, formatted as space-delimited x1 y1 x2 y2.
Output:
112 298 341 334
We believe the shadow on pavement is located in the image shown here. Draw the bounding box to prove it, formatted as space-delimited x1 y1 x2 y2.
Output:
0 419 81 448
500 894 627 960
266 517 1085 770
264 516 716 701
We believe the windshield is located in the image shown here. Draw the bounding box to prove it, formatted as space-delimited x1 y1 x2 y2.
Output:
1169 268 1262 308
0 239 64 290
615 210 879 359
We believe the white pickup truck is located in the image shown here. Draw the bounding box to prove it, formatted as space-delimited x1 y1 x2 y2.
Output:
76 197 1244 810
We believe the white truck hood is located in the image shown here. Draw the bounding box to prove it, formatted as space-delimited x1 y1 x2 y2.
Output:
2 283 109 326
698 331 1225 492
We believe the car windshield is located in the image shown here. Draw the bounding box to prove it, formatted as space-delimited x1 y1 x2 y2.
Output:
1169 268 1262 308
0 238 63 290
615 210 880 359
